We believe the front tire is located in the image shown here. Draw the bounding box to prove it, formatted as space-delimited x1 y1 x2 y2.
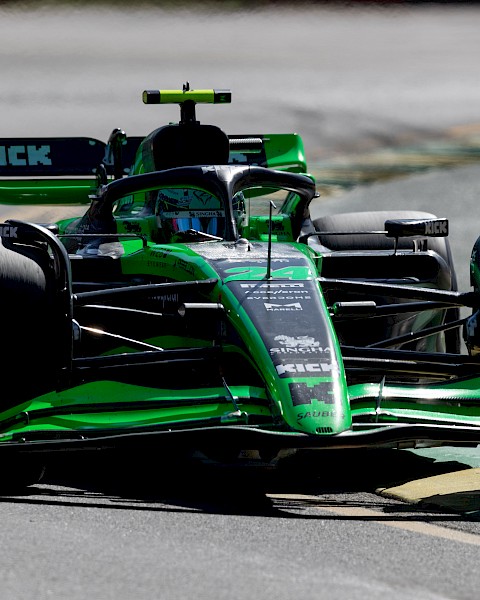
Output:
0 240 57 406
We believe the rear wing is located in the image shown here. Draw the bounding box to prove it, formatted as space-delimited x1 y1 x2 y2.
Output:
0 136 143 205
0 132 307 205
0 137 105 176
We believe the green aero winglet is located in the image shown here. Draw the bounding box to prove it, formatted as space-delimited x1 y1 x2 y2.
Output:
0 179 95 205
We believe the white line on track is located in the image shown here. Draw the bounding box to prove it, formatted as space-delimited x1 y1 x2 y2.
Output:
268 494 480 547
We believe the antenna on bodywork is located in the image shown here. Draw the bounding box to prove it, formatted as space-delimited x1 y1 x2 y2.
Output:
180 81 196 124
104 128 127 180
266 200 277 279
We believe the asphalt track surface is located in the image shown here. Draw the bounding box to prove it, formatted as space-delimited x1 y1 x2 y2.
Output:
1 3 480 599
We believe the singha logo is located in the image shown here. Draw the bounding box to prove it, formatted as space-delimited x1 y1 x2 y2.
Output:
274 335 320 348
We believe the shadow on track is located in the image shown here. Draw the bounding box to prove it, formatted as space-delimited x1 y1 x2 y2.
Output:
0 448 474 521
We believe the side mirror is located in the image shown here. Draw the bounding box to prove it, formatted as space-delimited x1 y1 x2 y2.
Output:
384 218 448 238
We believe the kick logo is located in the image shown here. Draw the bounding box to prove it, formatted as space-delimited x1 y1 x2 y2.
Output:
425 219 448 236
0 225 17 238
0 145 52 166
276 362 336 376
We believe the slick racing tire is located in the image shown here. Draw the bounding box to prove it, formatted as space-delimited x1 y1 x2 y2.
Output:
312 210 460 353
312 210 455 268
0 239 57 407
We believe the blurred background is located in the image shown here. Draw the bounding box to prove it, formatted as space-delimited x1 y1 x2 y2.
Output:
1 1 479 155
0 0 479 285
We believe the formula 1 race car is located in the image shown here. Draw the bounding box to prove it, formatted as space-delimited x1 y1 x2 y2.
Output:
1 84 480 489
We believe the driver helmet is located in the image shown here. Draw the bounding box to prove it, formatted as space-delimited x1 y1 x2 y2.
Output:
156 187 245 240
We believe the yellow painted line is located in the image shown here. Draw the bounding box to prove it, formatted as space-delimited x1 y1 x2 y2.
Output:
268 493 480 547
378 468 480 512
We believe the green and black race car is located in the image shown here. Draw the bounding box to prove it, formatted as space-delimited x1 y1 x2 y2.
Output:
0 84 480 488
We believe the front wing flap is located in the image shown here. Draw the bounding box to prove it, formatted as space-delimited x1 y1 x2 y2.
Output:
1 422 480 456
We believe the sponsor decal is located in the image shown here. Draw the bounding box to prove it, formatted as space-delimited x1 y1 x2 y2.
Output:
240 283 305 288
270 335 330 355
241 283 311 301
297 410 336 421
0 225 17 238
123 221 142 233
226 260 292 267
150 293 179 305
162 210 223 218
275 335 319 347
174 258 196 276
146 261 171 270
270 221 286 232
276 362 335 376
289 381 335 405
150 249 174 258
248 295 309 301
425 219 448 235
265 302 302 311
201 165 240 176
0 145 51 166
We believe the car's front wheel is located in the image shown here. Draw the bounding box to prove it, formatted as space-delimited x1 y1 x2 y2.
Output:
0 239 58 407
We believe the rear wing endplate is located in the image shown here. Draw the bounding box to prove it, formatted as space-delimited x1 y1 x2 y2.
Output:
229 133 307 173
0 137 144 177
0 137 143 205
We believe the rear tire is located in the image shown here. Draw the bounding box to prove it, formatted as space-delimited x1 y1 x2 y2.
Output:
313 210 460 353
312 210 455 265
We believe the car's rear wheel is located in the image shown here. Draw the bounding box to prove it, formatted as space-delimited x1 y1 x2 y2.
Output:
312 210 460 353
